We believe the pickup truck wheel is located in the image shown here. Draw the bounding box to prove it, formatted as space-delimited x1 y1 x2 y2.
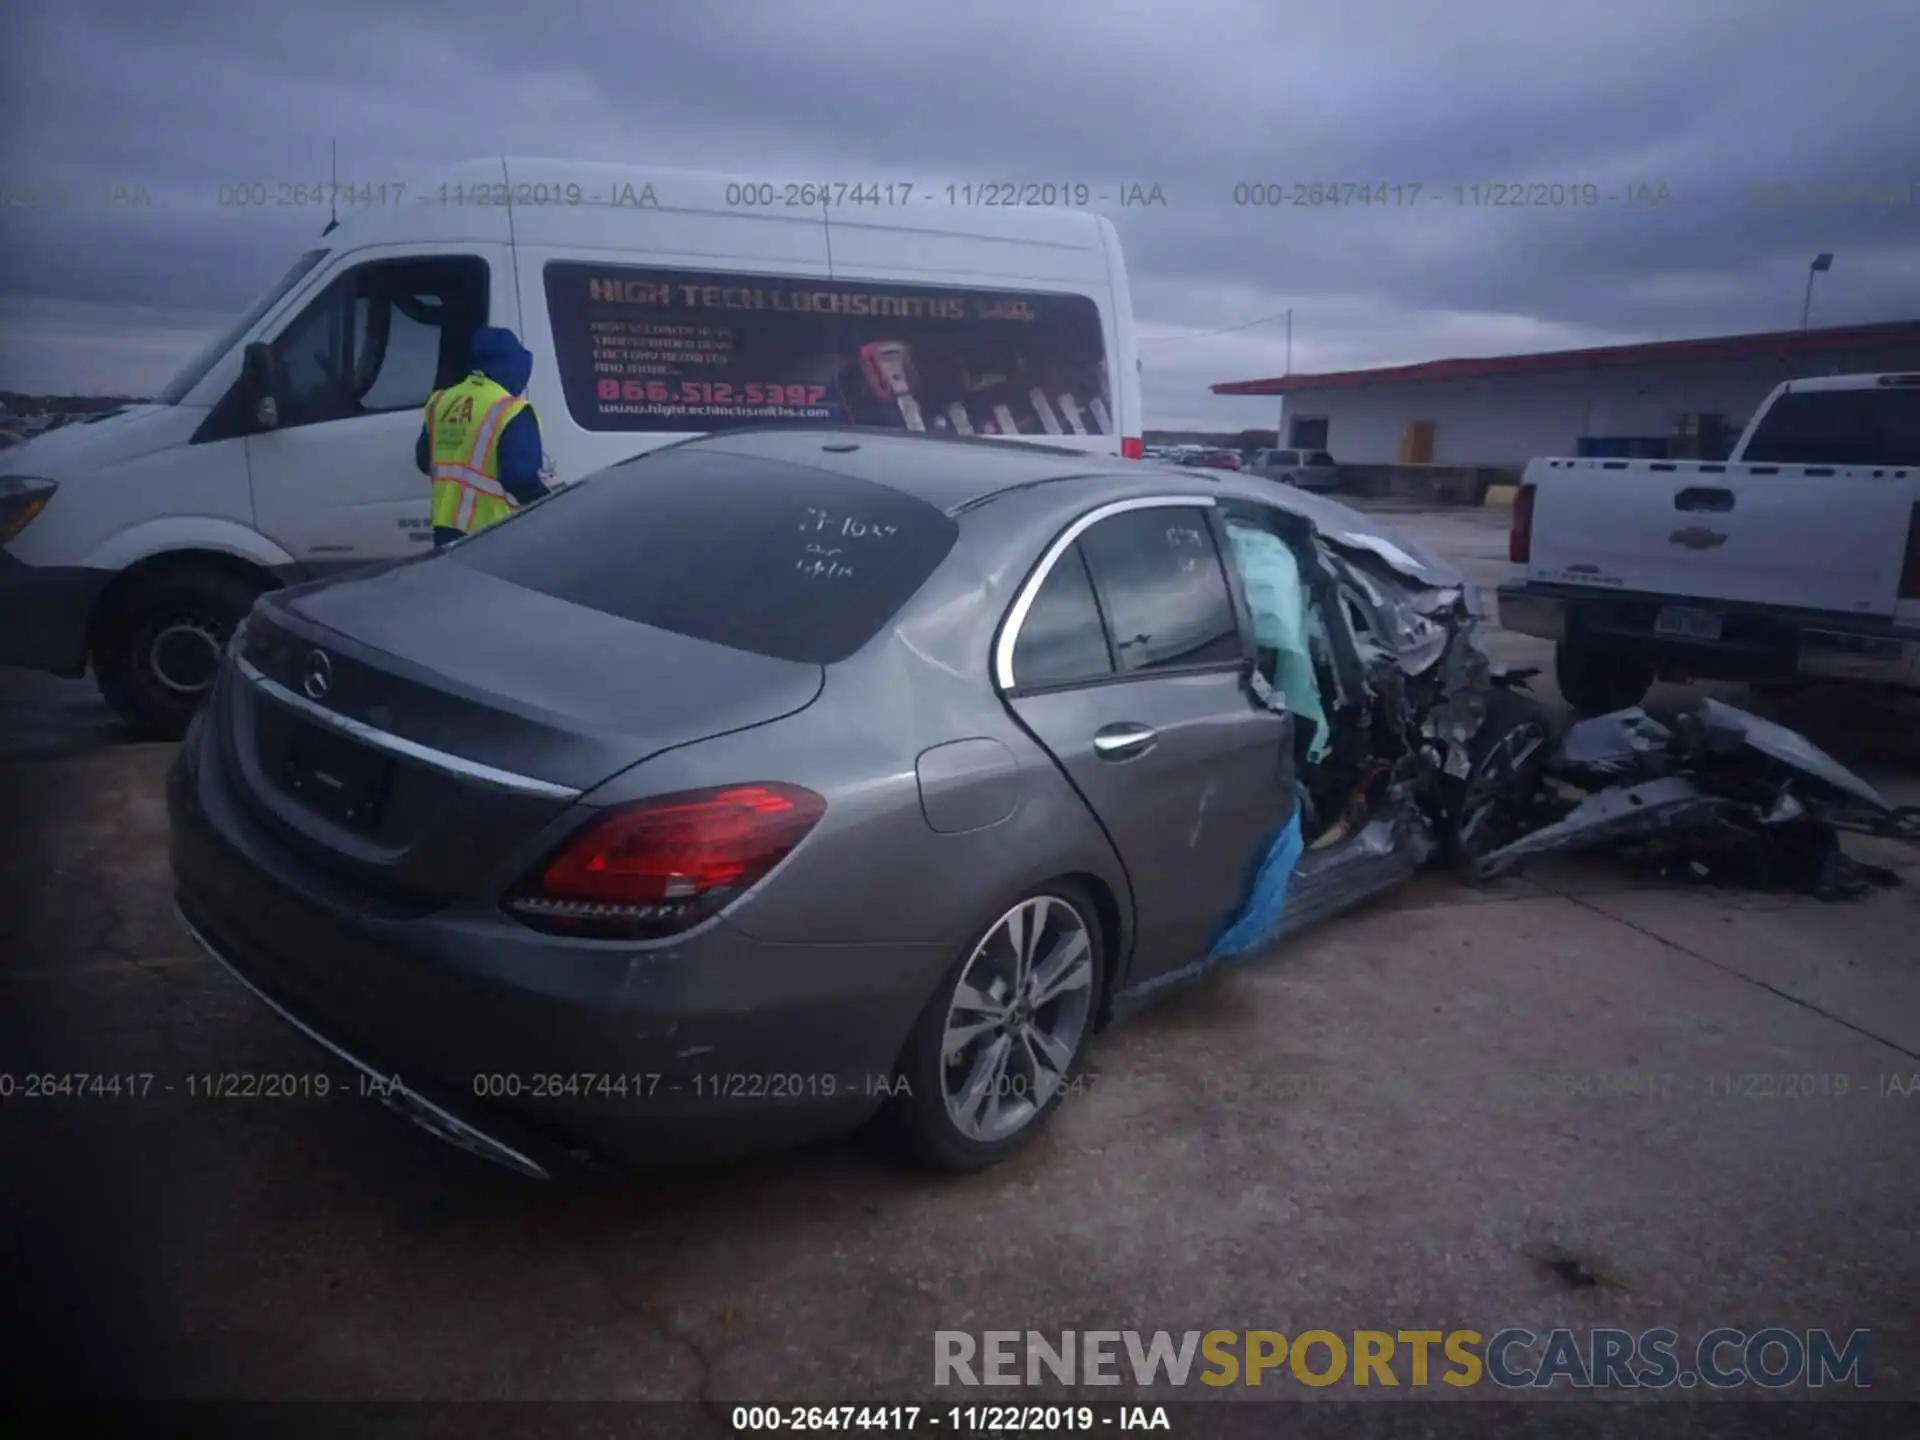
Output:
92 568 264 740
1554 643 1653 716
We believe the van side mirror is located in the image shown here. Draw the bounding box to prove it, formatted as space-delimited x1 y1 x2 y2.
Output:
242 342 283 429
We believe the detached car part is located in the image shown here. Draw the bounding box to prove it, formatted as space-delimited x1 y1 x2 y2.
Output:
1474 696 1918 896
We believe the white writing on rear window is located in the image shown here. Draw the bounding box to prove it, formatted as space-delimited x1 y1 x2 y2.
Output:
797 542 856 581
800 506 899 541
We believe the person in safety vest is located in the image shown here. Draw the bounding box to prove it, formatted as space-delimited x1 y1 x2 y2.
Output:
415 326 548 547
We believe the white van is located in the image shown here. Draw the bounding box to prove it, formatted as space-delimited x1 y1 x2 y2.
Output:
0 156 1145 735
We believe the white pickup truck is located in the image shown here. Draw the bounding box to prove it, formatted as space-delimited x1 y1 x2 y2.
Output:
1497 371 1920 714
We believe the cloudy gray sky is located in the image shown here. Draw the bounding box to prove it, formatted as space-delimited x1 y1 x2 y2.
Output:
2 0 1916 426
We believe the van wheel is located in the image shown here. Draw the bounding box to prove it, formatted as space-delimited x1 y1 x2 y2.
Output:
92 568 264 740
1554 643 1653 716
885 882 1104 1174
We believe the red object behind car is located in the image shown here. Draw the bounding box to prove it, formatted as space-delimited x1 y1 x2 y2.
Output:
1182 451 1244 474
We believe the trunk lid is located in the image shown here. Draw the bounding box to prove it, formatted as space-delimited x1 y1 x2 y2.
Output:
1526 459 1915 617
223 559 823 905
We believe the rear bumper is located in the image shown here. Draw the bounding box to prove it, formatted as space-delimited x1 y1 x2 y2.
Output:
167 710 950 1173
1497 582 1920 687
0 552 104 674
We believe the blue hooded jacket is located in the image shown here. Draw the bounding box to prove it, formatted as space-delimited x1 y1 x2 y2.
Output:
416 326 546 508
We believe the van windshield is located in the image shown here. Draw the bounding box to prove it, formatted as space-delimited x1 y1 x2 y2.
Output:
155 248 329 404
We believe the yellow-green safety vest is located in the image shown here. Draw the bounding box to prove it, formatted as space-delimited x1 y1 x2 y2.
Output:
426 373 530 537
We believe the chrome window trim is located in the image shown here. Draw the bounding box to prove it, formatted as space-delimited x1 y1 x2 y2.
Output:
994 494 1219 691
234 655 581 801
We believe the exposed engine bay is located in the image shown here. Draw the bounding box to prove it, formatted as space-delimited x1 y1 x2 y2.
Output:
1203 492 1914 969
1202 500 1546 961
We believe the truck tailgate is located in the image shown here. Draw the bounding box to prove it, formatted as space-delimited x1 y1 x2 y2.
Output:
1525 459 1914 618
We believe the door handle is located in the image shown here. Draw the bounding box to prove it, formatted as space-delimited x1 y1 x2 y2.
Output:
1093 723 1158 759
1674 486 1735 512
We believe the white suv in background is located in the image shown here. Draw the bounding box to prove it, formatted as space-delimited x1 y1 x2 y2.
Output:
1247 448 1341 492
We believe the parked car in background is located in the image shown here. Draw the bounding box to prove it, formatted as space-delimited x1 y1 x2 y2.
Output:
1499 372 1920 714
1178 448 1242 471
171 426 1544 1181
1247 448 1342 492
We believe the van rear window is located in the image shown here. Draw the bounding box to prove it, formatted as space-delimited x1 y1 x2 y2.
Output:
447 448 959 665
543 262 1112 442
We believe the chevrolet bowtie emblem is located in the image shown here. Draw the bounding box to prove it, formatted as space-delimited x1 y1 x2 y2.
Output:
1669 526 1727 550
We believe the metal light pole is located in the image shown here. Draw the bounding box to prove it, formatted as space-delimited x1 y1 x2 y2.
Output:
1801 253 1833 330
1285 309 1293 375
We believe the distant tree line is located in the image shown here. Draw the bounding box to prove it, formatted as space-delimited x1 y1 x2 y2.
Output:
0 392 149 415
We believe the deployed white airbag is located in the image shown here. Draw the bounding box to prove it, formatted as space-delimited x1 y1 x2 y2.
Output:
1225 521 1329 761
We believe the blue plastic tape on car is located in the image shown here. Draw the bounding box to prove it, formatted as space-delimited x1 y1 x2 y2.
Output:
1207 799 1306 960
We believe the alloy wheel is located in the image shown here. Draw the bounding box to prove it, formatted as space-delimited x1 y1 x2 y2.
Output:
1456 718 1548 854
940 895 1095 1144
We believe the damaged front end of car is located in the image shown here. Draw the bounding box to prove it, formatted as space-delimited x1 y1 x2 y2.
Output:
1474 699 1920 901
1205 506 1548 959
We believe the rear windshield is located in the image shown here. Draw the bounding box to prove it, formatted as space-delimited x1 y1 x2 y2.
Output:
1741 387 1920 466
448 448 960 665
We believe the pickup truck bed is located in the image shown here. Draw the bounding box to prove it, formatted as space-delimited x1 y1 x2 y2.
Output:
1496 373 1920 712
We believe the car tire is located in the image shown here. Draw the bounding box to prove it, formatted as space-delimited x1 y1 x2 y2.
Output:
884 880 1106 1174
1439 690 1553 866
1553 642 1653 716
92 567 264 740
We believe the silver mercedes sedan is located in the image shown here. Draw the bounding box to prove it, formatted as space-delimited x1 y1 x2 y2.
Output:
169 428 1545 1178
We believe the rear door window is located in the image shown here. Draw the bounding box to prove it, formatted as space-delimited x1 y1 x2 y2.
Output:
1077 506 1244 673
449 449 959 665
1010 545 1114 688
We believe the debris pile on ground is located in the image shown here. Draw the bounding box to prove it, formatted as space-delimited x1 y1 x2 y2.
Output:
1474 698 1920 901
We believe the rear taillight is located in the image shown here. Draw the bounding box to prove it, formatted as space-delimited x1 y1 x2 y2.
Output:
1509 483 1537 564
506 783 826 938
1899 504 1920 600
1121 437 1144 460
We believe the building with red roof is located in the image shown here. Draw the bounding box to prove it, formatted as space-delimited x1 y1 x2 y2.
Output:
1211 320 1920 465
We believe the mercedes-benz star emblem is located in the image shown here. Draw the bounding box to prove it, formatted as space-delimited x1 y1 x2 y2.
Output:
302 648 333 700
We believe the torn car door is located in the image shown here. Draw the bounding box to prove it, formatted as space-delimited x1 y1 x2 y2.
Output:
999 500 1296 984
